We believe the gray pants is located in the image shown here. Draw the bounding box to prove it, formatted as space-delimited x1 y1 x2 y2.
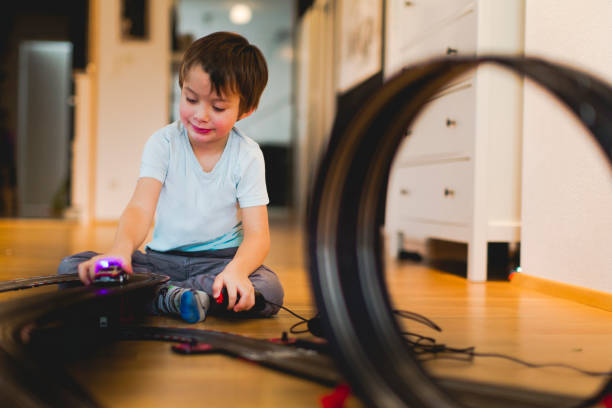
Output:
57 247 284 317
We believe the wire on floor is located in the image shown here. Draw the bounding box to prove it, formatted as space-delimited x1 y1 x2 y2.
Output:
396 310 612 377
264 297 612 378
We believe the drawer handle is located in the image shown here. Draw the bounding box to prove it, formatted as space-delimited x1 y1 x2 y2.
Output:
400 188 410 196
446 47 458 56
444 188 455 197
446 118 457 128
404 1 414 6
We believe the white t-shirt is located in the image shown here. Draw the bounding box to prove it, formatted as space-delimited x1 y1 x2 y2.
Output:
139 121 269 251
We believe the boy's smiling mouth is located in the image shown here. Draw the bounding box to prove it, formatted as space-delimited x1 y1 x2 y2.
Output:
191 123 212 134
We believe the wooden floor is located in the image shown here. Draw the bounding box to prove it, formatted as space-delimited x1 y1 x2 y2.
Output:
0 217 611 407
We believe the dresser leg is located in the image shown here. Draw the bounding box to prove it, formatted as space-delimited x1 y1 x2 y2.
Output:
467 239 487 282
385 231 401 259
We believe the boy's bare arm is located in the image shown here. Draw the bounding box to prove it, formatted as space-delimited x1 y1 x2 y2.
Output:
212 205 270 311
77 177 162 285
112 177 162 255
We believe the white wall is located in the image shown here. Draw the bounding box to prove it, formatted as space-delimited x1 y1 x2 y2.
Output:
71 72 93 223
521 1 612 292
93 0 171 220
294 0 337 217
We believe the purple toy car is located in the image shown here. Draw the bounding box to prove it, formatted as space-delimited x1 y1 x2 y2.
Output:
94 257 127 283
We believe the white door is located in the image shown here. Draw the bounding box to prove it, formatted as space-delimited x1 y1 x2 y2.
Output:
17 41 72 217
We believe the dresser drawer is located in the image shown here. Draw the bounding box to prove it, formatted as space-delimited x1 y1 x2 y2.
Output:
396 81 475 163
387 0 474 52
385 0 476 76
394 161 473 225
402 8 477 64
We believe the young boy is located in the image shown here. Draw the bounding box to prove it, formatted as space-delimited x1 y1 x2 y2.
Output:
58 32 283 323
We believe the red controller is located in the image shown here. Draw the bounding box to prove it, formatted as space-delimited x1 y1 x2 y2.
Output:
215 288 266 312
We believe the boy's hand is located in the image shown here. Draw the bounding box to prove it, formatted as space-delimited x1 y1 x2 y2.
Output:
212 267 255 312
77 252 133 286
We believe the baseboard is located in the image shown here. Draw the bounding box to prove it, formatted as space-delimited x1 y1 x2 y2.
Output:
509 272 612 312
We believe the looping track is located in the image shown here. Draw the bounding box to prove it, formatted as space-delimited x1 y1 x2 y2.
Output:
307 56 612 408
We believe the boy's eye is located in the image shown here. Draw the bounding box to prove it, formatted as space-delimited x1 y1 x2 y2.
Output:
186 97 197 104
213 106 226 112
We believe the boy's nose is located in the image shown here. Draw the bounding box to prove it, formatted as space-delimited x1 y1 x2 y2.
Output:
195 106 209 122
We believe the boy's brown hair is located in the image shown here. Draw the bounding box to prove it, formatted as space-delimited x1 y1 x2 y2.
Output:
179 32 268 115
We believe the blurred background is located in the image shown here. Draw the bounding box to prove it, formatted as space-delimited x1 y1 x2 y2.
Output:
0 0 302 221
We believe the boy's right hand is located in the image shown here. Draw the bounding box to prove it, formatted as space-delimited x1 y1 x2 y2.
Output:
77 252 133 285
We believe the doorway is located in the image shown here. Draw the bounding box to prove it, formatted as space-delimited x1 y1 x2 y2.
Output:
0 1 88 218
17 41 73 217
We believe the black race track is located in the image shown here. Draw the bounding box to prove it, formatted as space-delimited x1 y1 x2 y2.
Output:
307 56 611 408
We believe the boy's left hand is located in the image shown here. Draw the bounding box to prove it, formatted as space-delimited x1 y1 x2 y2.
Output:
212 267 255 312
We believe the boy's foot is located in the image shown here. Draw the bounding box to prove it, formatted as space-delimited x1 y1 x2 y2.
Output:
180 289 210 323
156 285 210 323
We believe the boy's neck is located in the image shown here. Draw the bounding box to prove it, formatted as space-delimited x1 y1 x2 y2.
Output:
189 133 230 173
189 133 229 155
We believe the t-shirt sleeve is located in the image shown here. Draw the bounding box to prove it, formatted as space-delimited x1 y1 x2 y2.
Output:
236 148 269 208
139 131 169 183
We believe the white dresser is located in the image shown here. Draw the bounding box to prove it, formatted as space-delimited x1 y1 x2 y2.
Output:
383 0 525 281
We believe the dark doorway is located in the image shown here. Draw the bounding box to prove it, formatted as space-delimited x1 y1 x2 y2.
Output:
0 1 89 217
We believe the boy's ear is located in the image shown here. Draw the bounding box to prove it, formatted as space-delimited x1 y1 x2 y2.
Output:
238 108 255 121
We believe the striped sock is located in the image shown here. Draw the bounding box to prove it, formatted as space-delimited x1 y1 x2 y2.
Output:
155 285 210 323
156 285 184 315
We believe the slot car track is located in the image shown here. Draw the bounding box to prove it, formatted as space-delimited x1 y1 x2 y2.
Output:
0 273 342 407
307 56 612 408
29 323 341 388
0 272 169 407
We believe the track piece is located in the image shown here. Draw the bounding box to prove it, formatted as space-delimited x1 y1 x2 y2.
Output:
0 273 168 406
0 274 82 293
307 56 612 407
119 326 342 386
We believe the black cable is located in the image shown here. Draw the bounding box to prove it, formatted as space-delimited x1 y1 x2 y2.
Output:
289 320 310 334
267 301 612 378
264 299 310 322
466 351 612 377
262 299 318 335
401 331 437 345
408 338 612 376
394 307 612 378
394 311 612 377
394 310 442 332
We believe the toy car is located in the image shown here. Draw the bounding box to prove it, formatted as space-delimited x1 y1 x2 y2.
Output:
94 257 128 284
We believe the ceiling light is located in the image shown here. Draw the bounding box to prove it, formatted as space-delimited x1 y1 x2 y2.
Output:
229 4 252 25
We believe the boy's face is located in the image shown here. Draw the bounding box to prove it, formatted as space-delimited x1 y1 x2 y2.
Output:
179 65 252 148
